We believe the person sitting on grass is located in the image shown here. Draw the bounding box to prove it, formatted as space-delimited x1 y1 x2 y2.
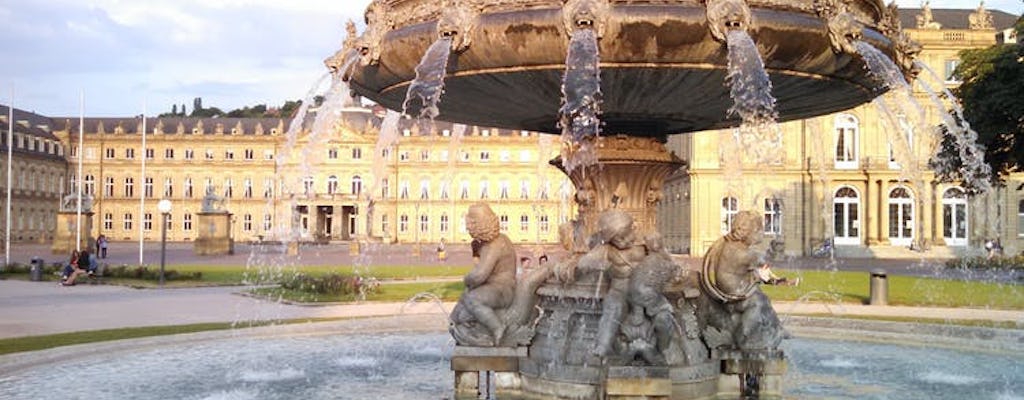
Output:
60 250 85 286
754 263 799 286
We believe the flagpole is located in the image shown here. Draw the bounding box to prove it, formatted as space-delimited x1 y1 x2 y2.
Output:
5 88 13 268
139 101 146 265
76 91 84 252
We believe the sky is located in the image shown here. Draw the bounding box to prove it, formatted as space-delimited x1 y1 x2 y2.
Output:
0 0 1020 118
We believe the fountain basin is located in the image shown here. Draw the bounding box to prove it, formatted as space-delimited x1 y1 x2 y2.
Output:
348 1 898 136
1 315 1020 399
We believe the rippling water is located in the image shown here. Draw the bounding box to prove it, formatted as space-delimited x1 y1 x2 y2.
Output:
1 333 1019 399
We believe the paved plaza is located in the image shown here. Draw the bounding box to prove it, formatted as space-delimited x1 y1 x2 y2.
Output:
0 242 1021 340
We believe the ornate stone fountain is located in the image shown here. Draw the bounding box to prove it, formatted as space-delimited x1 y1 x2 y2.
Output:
327 0 918 398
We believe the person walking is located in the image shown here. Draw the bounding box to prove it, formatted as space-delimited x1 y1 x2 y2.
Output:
97 234 109 259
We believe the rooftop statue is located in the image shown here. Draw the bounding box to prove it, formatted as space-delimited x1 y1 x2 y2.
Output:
969 1 994 30
916 1 943 29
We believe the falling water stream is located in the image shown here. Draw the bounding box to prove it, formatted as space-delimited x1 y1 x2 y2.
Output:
725 30 783 166
402 37 453 131
559 28 602 174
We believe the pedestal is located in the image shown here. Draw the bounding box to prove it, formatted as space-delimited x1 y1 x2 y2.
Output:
715 349 787 399
451 346 527 399
52 212 94 255
194 212 233 256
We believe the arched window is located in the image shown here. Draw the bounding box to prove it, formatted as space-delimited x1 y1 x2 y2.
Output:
721 196 738 233
351 176 362 196
833 187 860 245
763 197 782 235
888 187 914 246
834 114 858 169
942 188 968 246
327 175 338 195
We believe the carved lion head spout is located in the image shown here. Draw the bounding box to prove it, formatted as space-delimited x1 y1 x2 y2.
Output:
354 0 394 67
880 2 923 79
815 0 863 55
706 0 753 42
324 20 360 77
437 0 480 52
562 0 611 38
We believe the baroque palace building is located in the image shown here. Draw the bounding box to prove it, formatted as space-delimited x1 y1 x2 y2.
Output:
0 106 68 248
659 5 1024 258
46 106 571 247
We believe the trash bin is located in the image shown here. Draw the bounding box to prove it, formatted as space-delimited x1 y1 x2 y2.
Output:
869 269 887 306
30 257 44 282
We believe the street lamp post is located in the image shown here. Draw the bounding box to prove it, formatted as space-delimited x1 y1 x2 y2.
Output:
157 199 172 288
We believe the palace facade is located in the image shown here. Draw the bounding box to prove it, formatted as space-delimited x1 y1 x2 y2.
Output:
658 6 1024 258
47 107 571 247
0 106 67 248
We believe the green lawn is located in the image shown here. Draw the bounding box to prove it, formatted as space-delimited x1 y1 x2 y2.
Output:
761 269 1024 309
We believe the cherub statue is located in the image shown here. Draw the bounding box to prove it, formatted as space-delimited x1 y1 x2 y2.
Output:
449 203 519 346
699 211 785 351
201 192 226 213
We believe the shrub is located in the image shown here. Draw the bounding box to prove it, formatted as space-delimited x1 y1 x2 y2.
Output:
945 255 1024 270
105 265 202 281
280 273 381 296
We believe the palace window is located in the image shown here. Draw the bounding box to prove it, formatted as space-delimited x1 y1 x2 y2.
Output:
244 149 254 160
399 214 409 233
223 178 233 198
328 148 339 159
499 214 509 232
164 178 174 198
165 148 174 159
763 197 782 235
184 149 194 160
480 181 489 199
263 214 272 231
302 176 314 195
327 176 338 195
243 214 253 232
125 148 135 159
540 215 550 233
381 214 389 234
381 179 389 199
144 177 154 198
205 149 214 160
124 177 134 198
420 150 430 161
105 148 115 159
480 151 490 162
499 180 510 199
104 213 113 230
143 213 153 231
184 178 194 198
419 214 429 233
721 196 738 234
460 181 470 199
399 181 410 199
520 214 529 231
420 179 430 200
351 176 362 196
834 114 858 169
145 148 154 160
352 147 362 159
224 150 234 160
184 214 193 231
520 180 530 199
440 182 449 200
104 177 114 197
263 178 274 198
243 178 252 198
123 213 133 231
83 175 95 195
440 214 449 233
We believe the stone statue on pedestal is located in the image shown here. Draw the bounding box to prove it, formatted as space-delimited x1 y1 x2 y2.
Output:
60 193 93 213
201 192 227 213
699 210 785 351
450 203 550 346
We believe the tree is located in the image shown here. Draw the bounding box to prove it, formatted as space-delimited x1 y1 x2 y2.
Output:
952 17 1024 177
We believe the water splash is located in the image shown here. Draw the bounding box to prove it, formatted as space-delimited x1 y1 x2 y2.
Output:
559 28 602 173
807 117 836 262
914 60 993 195
857 40 930 249
402 37 453 132
725 30 782 165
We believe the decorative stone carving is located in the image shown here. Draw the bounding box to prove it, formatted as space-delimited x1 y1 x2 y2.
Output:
879 1 922 78
815 0 862 55
706 0 753 42
562 0 611 38
698 210 785 351
969 1 994 30
437 0 481 52
450 203 551 346
60 193 93 213
916 1 942 29
201 192 227 214
355 1 395 66
324 20 359 76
